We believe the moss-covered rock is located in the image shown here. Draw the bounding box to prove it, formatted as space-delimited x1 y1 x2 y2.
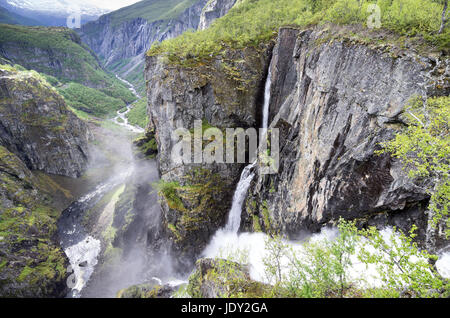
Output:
0 146 69 297
187 258 271 298
116 281 178 298
133 129 158 160
155 168 235 263
146 40 273 265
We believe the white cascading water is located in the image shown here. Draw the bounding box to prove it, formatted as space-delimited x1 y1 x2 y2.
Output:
202 60 450 288
223 63 273 233
261 64 272 133
224 163 256 232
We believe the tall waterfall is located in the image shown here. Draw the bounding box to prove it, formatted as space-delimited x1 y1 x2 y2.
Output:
223 63 273 233
262 65 272 130
224 162 256 232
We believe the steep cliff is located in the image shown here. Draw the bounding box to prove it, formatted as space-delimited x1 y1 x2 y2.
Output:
0 145 71 297
0 65 90 177
243 27 449 246
0 24 136 116
146 25 448 262
0 64 92 297
145 43 272 264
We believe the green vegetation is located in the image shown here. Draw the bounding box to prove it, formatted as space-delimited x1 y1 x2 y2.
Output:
98 0 202 27
133 130 158 159
58 82 127 118
0 24 136 116
0 24 100 83
153 180 185 212
265 221 448 298
148 0 449 65
379 96 449 237
187 220 449 298
127 98 149 128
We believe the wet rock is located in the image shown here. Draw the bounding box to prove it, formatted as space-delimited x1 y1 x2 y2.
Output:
145 42 274 265
78 261 88 268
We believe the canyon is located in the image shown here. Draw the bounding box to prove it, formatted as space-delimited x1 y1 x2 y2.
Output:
0 0 448 298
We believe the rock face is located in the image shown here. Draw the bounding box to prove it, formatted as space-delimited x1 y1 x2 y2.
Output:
0 145 70 297
0 66 90 178
0 146 68 297
198 0 237 30
145 44 273 264
146 23 448 266
243 27 448 245
0 64 92 297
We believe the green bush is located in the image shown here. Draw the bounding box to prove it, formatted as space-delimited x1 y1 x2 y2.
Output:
148 0 448 64
261 220 448 298
126 98 149 128
58 82 126 118
379 96 449 237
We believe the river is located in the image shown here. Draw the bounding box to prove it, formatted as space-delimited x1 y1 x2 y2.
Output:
57 77 156 297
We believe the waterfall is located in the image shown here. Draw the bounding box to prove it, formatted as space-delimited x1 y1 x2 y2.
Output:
224 162 256 232
262 65 272 130
223 62 273 233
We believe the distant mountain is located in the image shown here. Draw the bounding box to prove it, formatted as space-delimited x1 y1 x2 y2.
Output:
78 0 208 94
0 5 40 25
0 24 137 117
0 0 109 26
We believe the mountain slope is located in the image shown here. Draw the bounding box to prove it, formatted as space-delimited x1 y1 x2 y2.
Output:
0 5 39 26
0 0 108 26
78 0 208 95
0 24 136 117
0 64 91 297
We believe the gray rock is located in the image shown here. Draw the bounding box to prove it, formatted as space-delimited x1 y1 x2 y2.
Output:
244 27 448 247
0 66 90 178
145 43 273 264
187 258 270 298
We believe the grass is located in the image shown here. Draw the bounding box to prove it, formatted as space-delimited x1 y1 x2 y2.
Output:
148 0 449 65
58 82 127 118
0 24 136 106
88 0 203 28
126 98 149 128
